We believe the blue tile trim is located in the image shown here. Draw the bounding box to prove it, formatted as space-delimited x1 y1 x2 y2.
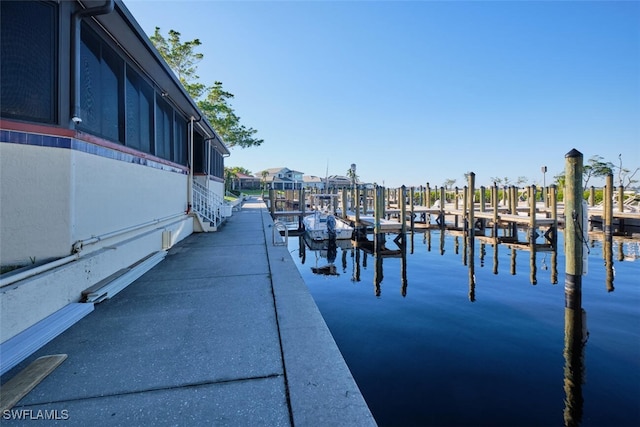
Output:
1 130 187 175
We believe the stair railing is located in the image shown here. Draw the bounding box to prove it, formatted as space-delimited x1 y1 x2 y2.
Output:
192 180 224 229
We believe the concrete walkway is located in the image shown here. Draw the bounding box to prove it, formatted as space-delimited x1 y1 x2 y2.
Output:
1 198 376 426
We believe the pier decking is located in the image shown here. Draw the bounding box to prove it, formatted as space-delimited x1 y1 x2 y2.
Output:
268 180 640 249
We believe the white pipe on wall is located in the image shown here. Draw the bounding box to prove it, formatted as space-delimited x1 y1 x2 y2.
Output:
0 254 80 289
72 212 186 252
0 212 186 289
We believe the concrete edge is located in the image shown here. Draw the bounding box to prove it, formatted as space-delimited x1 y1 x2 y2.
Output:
258 203 377 426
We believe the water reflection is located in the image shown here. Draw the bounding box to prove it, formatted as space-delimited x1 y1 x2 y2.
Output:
292 227 636 427
296 229 627 298
564 281 587 427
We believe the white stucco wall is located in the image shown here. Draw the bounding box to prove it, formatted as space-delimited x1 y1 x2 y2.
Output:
0 143 73 266
71 149 189 244
1 139 196 342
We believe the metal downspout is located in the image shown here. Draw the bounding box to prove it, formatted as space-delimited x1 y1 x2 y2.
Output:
71 0 115 124
188 117 194 211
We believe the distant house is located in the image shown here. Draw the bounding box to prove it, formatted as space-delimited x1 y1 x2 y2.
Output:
327 175 354 190
232 172 261 190
303 175 325 190
260 167 304 190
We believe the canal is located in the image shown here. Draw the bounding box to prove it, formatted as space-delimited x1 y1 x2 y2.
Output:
288 229 640 426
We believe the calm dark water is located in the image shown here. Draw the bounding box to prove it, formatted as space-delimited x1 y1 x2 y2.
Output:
289 229 640 427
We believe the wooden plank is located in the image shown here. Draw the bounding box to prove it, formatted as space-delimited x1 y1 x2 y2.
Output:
0 354 67 411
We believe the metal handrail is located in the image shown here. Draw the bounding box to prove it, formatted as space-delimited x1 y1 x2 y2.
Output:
273 220 288 246
192 180 224 228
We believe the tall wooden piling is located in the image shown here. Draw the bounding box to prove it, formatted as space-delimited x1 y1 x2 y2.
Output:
299 188 305 230
374 185 382 235
401 185 407 236
468 173 475 237
492 183 499 237
550 184 558 250
409 186 415 231
439 187 446 229
618 185 624 213
529 185 537 285
454 187 460 228
563 151 587 427
604 174 613 237
355 185 361 224
564 149 584 311
462 186 468 232
269 189 276 217
468 173 476 301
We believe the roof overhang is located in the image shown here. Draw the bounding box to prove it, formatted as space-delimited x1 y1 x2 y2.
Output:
81 0 230 156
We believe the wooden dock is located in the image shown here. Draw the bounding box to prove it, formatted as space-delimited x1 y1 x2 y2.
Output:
266 175 640 247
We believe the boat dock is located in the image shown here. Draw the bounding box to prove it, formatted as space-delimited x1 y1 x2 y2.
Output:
0 197 376 426
267 174 640 252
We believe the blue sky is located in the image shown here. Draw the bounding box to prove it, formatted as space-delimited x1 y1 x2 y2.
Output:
123 0 639 188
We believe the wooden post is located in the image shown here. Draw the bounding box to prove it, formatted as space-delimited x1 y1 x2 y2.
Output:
341 188 347 220
440 186 446 230
468 173 475 237
269 188 276 217
550 184 558 250
409 186 415 231
480 186 486 212
454 187 460 228
510 186 518 236
564 148 584 313
426 183 431 208
463 186 468 233
467 173 476 298
493 182 499 238
401 185 407 237
355 185 361 224
374 185 381 235
589 186 595 207
617 185 624 213
529 185 537 242
604 174 613 238
299 188 305 230
529 185 537 285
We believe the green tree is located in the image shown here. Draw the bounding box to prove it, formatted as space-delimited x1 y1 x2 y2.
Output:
583 155 614 188
224 166 252 192
150 28 263 149
443 178 456 190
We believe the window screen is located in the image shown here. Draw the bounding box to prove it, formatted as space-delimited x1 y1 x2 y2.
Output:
79 23 124 142
126 68 153 153
173 115 187 165
0 1 57 123
155 97 173 160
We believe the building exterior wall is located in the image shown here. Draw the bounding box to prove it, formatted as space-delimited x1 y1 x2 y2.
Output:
0 0 229 343
1 142 74 266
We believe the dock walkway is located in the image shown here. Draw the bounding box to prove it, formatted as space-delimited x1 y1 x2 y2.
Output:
0 197 376 426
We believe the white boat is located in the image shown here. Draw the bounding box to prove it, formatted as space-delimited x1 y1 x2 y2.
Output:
303 210 354 241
